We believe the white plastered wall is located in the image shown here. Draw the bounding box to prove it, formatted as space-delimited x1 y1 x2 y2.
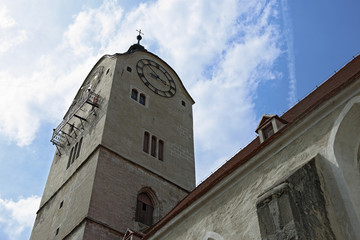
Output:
327 95 360 240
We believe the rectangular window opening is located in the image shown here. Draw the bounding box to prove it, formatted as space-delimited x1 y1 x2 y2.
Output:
151 136 157 157
143 132 150 153
67 147 73 169
158 140 164 161
263 124 274 140
75 137 83 159
139 94 146 105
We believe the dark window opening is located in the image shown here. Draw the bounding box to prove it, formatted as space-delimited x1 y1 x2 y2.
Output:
151 136 157 157
67 147 73 169
182 100 186 106
106 68 110 75
139 94 146 105
262 124 274 140
55 228 59 235
59 201 63 209
143 132 165 160
131 89 138 101
127 66 132 72
66 137 83 170
135 193 154 226
143 132 150 153
76 137 83 159
71 142 78 164
158 140 164 161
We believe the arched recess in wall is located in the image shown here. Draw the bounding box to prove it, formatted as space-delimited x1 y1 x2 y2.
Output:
328 96 360 225
203 231 224 240
136 187 161 225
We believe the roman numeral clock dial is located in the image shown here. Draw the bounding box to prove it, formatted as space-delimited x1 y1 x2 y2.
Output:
136 59 176 97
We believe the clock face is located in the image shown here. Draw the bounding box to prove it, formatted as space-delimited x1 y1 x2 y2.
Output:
136 59 176 97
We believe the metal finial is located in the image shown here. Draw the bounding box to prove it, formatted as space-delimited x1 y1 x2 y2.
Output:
136 29 144 44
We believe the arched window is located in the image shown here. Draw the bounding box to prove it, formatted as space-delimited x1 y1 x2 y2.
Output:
135 193 154 226
139 93 146 105
131 89 138 101
143 132 150 153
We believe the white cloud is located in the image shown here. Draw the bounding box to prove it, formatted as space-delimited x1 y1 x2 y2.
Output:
188 0 282 182
0 195 40 240
280 0 297 106
0 29 27 54
0 5 27 54
0 6 16 29
63 0 124 57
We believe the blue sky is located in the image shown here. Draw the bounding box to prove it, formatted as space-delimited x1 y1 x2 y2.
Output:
0 0 359 239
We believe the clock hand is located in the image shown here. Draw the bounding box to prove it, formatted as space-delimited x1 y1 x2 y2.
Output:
158 78 169 86
150 72 166 85
148 65 159 77
150 72 158 79
147 65 169 86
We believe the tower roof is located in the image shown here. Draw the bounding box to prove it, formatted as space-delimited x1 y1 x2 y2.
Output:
127 29 147 53
126 43 147 53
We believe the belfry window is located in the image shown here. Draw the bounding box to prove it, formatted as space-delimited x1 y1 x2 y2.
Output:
131 89 138 101
158 140 164 161
76 137 83 159
135 193 154 226
67 148 73 169
151 136 157 157
66 137 83 169
143 131 164 160
143 132 150 153
72 142 78 164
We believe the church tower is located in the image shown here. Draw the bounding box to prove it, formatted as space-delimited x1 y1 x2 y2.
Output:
30 34 195 239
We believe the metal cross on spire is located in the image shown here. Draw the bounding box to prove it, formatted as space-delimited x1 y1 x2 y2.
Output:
136 29 144 44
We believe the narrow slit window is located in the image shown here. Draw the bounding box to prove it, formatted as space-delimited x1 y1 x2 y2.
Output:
158 140 164 161
75 137 83 159
139 93 146 105
71 142 78 164
67 147 73 169
131 89 138 101
151 136 157 157
143 132 150 153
